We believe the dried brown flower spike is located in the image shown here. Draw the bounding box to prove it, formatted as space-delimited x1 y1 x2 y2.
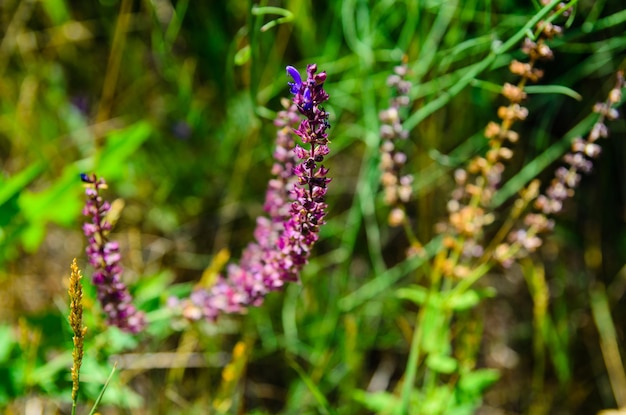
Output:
68 258 87 410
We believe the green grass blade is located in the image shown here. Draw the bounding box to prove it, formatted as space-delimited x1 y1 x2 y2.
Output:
88 362 117 415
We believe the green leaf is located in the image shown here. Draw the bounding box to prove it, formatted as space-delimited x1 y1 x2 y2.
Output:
19 223 47 254
396 285 428 305
524 84 582 101
18 166 81 224
421 301 451 355
286 354 338 415
101 327 141 353
339 235 443 312
422 385 452 415
134 270 175 305
89 363 117 415
15 122 152 252
0 325 15 362
0 162 45 207
251 6 294 32
458 369 500 395
234 45 251 66
30 352 73 393
445 287 496 311
97 121 152 180
426 354 458 374
351 389 398 412
18 164 82 251
40 0 70 24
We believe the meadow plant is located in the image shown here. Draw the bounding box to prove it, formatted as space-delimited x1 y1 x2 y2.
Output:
80 173 146 333
379 63 414 228
377 7 626 413
507 71 625 264
170 64 331 321
3 2 626 414
438 17 563 271
68 258 86 414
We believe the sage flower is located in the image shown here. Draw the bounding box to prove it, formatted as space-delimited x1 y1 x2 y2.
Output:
171 64 331 321
81 173 146 333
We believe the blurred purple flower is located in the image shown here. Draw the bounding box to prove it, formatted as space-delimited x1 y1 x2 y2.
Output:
80 173 146 333
71 95 91 115
172 120 192 140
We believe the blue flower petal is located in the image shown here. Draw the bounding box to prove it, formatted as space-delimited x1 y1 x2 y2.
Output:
286 65 302 94
303 87 313 110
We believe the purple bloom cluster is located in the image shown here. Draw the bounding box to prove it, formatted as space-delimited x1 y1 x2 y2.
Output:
172 64 331 321
80 173 146 333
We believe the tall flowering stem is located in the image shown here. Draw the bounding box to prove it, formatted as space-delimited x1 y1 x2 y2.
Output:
379 63 414 228
434 17 563 274
172 64 331 321
501 71 625 264
285 64 331 270
68 258 86 414
80 173 146 333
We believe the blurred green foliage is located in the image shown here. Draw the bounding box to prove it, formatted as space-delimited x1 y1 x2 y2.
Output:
0 0 625 414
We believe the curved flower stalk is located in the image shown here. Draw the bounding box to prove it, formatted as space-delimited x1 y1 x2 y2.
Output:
429 9 622 270
379 63 413 227
434 17 562 273
80 173 146 333
500 71 624 265
172 64 331 321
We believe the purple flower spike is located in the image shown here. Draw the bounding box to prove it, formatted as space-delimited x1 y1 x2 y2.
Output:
171 64 331 322
81 173 146 333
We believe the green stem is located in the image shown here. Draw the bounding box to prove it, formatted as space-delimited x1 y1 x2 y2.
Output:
448 262 493 299
399 303 426 414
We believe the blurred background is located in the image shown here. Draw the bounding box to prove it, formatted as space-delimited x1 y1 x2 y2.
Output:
0 0 625 414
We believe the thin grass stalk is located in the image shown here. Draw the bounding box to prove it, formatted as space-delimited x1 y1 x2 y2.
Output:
521 259 550 414
590 285 626 408
399 300 426 414
95 0 132 127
